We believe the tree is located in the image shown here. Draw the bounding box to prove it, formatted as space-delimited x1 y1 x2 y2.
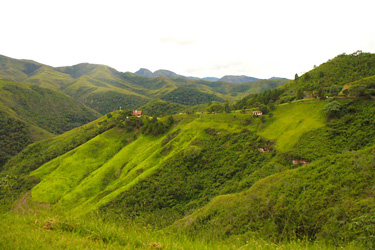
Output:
259 104 268 114
295 73 299 80
323 101 342 119
317 88 325 100
296 89 305 100
224 100 231 113
206 104 224 113
303 73 311 81
167 115 175 128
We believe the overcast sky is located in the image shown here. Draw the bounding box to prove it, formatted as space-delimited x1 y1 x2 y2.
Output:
1 0 374 79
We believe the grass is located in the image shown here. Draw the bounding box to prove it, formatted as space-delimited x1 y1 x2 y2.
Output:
30 128 129 204
257 101 326 152
0 208 362 250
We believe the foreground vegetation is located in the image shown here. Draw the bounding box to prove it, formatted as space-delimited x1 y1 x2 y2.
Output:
0 206 363 250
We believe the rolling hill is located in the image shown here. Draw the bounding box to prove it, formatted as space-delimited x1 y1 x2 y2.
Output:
0 79 101 168
0 55 289 114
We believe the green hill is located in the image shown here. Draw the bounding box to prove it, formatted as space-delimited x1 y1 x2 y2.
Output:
235 51 375 111
0 79 101 168
2 95 375 248
0 55 288 114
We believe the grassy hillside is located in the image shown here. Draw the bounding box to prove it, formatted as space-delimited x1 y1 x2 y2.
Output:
2 99 375 249
0 55 43 82
257 101 326 152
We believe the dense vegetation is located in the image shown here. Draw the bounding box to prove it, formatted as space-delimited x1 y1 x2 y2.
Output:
0 80 101 134
82 91 150 114
0 114 31 169
139 99 187 116
0 80 101 168
161 87 225 105
101 129 273 226
291 51 375 91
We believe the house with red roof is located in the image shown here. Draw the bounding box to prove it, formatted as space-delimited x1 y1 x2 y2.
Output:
132 110 142 117
252 111 262 116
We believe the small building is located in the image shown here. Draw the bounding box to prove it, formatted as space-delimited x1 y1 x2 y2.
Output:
252 111 262 116
132 110 142 117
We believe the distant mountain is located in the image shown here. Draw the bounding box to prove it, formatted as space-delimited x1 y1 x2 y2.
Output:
134 68 265 84
134 68 155 77
219 75 259 84
202 77 220 81
153 69 185 78
135 68 185 78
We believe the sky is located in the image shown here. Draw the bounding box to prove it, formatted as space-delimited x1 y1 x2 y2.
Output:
1 0 375 79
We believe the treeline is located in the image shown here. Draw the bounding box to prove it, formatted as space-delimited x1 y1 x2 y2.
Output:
139 99 186 117
234 88 285 111
116 111 175 136
0 82 100 134
83 91 150 115
161 87 224 106
293 51 375 91
0 114 31 169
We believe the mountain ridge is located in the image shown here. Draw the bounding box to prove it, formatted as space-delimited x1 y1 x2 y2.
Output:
0 55 288 114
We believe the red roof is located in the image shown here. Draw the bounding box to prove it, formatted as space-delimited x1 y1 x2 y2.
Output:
132 110 142 116
252 111 262 113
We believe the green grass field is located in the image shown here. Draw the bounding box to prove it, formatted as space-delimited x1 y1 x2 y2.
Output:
258 101 326 152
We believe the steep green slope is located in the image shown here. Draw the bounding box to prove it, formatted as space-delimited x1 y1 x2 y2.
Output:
0 114 31 168
172 146 375 245
0 55 43 82
24 65 75 89
0 80 101 134
257 101 326 152
235 51 375 112
0 79 101 168
291 51 375 91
